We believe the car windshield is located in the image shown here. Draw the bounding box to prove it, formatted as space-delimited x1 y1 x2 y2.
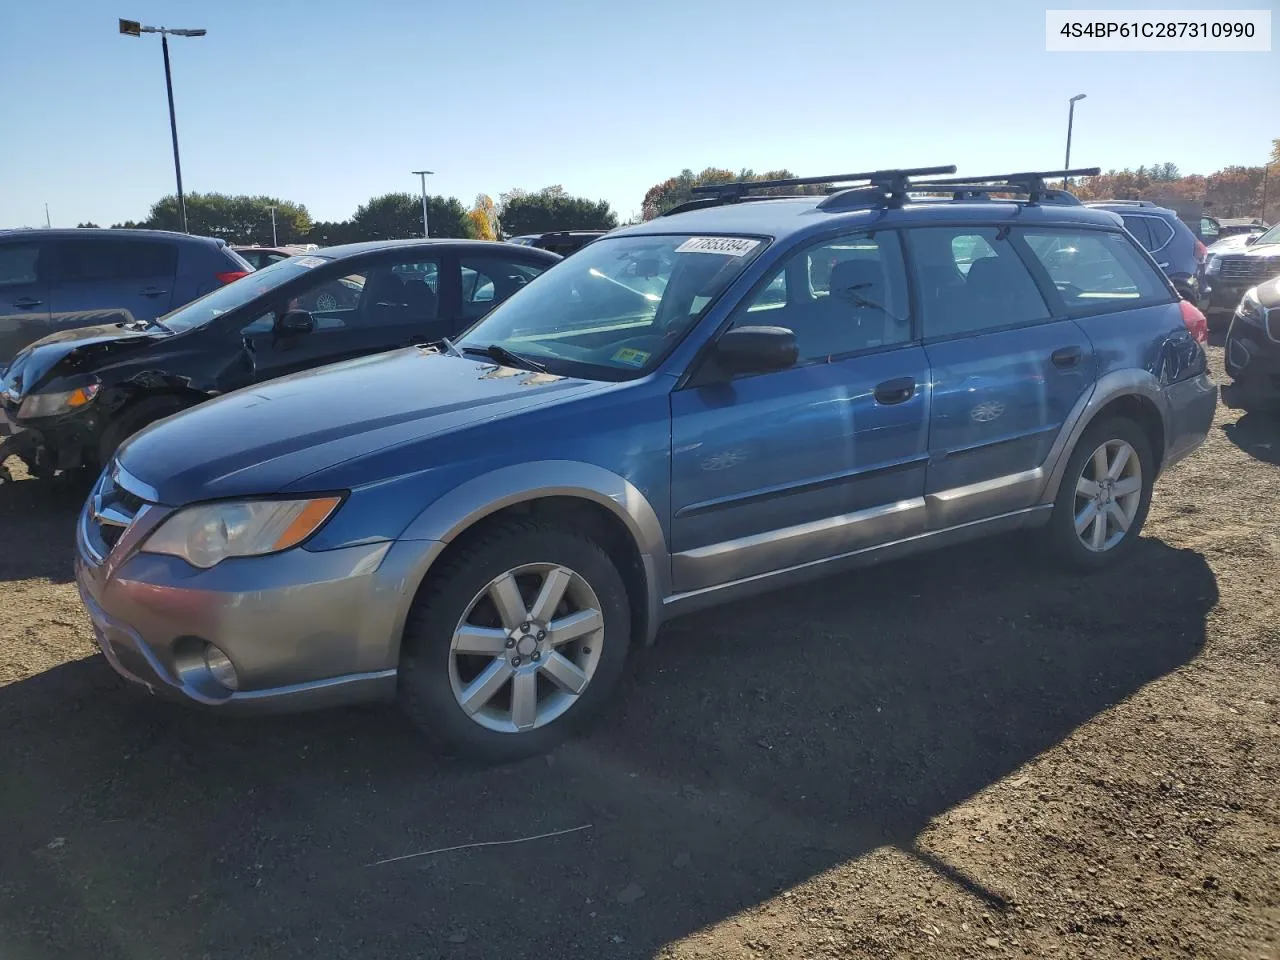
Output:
159 257 324 332
1251 224 1280 246
455 234 765 379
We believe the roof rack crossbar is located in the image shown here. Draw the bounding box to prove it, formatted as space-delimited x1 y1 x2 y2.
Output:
691 165 957 200
910 168 1101 203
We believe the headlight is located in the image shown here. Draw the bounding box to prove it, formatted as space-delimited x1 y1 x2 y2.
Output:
17 381 100 419
141 497 342 568
1206 254 1222 275
1237 288 1263 326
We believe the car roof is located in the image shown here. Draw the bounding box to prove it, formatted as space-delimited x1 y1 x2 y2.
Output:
612 196 1124 243
309 238 562 260
0 227 224 245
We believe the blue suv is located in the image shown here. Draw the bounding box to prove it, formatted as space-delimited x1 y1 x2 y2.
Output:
74 166 1217 760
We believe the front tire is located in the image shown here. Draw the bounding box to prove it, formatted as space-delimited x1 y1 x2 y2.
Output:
1042 417 1154 571
397 521 631 761
96 395 188 467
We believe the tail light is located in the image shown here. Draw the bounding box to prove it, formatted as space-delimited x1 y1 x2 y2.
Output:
1193 239 1208 261
216 270 249 285
1179 300 1208 344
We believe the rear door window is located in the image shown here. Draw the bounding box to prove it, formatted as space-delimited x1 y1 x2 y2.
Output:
1120 216 1153 251
1145 217 1174 251
459 256 549 322
50 239 177 281
0 243 41 287
906 226 1050 340
1019 228 1171 314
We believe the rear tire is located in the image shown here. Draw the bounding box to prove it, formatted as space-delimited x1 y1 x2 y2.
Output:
397 521 631 762
96 395 188 467
1042 417 1154 571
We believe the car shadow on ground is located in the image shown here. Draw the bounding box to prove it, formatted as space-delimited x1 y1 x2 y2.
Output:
1222 410 1280 466
0 502 1218 959
0 474 91 584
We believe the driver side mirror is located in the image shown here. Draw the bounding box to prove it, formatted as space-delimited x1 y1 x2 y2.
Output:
715 325 799 376
275 309 315 335
1245 234 1258 245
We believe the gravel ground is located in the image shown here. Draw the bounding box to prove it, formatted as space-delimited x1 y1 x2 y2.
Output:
1 344 1276 960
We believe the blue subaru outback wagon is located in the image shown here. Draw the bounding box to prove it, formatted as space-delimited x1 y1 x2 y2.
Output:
75 166 1217 759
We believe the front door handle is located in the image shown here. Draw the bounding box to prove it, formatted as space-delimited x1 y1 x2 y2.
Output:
139 287 168 298
1051 346 1083 368
874 376 916 405
12 297 42 308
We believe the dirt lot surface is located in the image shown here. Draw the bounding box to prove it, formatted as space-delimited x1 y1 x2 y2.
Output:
1 345 1277 960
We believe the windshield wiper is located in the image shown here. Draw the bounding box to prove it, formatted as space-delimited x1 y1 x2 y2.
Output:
461 343 547 373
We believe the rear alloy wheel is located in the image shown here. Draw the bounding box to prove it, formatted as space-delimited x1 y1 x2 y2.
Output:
1043 417 1153 570
1072 438 1143 553
398 522 630 761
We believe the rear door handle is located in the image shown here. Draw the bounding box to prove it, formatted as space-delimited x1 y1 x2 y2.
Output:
12 297 42 308
1051 346 1083 368
139 287 168 298
874 376 916 405
1157 262 1170 268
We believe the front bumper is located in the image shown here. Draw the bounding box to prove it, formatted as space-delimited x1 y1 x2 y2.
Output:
73 472 433 713
1223 314 1280 407
1206 279 1258 314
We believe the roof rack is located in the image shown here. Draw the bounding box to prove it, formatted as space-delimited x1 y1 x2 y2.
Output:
661 166 956 216
908 168 1101 205
1084 199 1158 208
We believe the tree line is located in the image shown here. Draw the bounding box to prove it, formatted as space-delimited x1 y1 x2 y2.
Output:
77 138 1278 243
82 186 620 246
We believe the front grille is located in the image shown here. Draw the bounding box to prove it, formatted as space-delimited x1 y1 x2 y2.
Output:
87 464 153 559
1219 256 1280 284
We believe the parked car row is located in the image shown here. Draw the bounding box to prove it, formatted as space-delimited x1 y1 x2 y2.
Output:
0 229 251 364
0 240 558 478
2 165 1216 760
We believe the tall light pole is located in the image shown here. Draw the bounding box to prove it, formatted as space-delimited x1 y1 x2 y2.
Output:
269 205 278 246
120 19 206 234
1063 93 1087 188
412 170 434 238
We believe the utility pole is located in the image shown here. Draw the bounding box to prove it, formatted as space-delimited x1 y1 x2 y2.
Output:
120 19 206 233
412 170 434 238
269 206 278 246
44 203 51 228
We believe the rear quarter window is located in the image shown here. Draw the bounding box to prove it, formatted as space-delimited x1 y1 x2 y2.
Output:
51 238 177 281
1019 228 1172 314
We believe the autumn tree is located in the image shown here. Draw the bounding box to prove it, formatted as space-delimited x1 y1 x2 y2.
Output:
468 194 497 240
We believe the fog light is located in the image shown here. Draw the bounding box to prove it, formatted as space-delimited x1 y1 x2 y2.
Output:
203 644 239 691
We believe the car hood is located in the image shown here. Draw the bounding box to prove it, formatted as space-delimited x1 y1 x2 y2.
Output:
1218 241 1280 259
117 348 614 504
2 323 168 397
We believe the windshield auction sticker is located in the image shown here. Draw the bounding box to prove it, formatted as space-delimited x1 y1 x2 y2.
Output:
293 256 327 268
675 237 762 257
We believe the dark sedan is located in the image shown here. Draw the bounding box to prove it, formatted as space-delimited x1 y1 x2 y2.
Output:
0 240 558 483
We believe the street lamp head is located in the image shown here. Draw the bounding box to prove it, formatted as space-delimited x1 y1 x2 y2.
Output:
169 28 207 37
1070 93 1087 103
411 170 434 176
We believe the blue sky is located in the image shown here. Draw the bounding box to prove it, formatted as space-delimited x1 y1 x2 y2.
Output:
0 0 1275 228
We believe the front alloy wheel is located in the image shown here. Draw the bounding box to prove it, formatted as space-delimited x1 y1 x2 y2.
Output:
397 522 631 761
1073 439 1143 552
450 563 605 733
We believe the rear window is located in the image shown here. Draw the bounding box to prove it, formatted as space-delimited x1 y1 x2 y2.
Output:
1021 229 1172 313
1120 216 1153 250
50 239 177 282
